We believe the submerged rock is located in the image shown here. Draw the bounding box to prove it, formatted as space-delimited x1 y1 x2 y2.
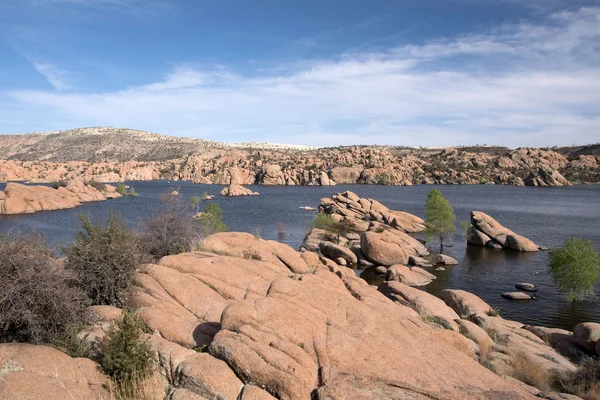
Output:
467 211 538 252
515 283 537 292
501 292 536 300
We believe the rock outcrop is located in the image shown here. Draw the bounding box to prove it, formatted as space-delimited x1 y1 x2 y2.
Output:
0 343 109 399
220 184 260 197
0 179 121 215
2 231 591 399
525 167 572 187
129 233 543 399
573 322 600 353
467 211 539 251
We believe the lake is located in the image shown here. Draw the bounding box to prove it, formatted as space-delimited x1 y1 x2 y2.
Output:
1 180 599 331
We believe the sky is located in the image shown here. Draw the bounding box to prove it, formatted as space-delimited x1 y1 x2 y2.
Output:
0 0 599 147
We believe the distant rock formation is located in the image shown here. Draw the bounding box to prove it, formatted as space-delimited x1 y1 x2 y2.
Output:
0 179 121 215
467 211 539 251
220 184 259 197
524 167 572 187
1 128 598 186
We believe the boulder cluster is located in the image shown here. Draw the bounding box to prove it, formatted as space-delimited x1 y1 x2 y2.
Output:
300 191 446 287
0 179 121 215
4 231 594 399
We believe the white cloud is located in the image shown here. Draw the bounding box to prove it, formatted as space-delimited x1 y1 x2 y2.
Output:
3 7 600 147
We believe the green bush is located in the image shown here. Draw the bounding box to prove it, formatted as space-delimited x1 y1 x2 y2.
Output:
548 238 600 302
128 187 138 197
0 232 88 344
102 311 153 396
197 203 228 233
65 213 141 307
424 189 456 252
116 183 127 195
309 213 355 241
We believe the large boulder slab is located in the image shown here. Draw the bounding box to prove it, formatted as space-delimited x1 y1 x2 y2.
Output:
378 281 460 330
439 289 493 318
468 211 538 252
130 232 540 400
0 343 108 399
360 230 428 266
573 322 600 353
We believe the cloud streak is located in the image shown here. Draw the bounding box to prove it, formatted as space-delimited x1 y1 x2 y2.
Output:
3 7 600 147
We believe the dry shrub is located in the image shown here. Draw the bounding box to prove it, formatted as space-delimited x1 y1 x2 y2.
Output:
139 193 209 260
510 350 550 391
107 371 164 400
65 213 141 307
243 249 262 260
86 180 107 191
552 356 600 398
0 232 89 344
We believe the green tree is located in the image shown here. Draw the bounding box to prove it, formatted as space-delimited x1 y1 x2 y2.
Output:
198 203 228 233
424 189 456 252
309 213 356 243
190 196 201 214
115 183 127 195
548 238 600 302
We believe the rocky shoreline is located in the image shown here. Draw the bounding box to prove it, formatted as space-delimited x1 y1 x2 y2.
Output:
1 227 598 399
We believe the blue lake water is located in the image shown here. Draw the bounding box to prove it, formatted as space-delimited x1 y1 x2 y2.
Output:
1 180 599 331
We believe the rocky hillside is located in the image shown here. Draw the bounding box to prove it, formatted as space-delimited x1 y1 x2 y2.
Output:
0 127 598 186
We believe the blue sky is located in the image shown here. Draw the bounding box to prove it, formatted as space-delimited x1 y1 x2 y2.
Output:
0 0 599 147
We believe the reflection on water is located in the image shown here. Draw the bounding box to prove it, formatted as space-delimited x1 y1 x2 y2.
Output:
0 180 598 330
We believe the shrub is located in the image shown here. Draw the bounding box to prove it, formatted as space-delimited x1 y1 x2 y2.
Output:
424 189 456 252
50 180 67 189
102 311 153 397
128 187 138 197
548 238 600 302
309 213 355 241
0 232 88 344
197 203 228 233
65 213 141 307
116 183 127 195
139 193 210 260
190 196 201 213
243 249 262 260
86 180 106 191
552 356 600 397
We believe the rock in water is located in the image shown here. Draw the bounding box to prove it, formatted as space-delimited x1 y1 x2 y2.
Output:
515 282 537 292
434 254 459 265
501 292 536 300
220 184 260 197
468 211 538 252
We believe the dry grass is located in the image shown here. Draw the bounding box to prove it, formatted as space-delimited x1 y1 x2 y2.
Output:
243 249 262 260
107 371 164 400
552 356 600 398
509 350 550 391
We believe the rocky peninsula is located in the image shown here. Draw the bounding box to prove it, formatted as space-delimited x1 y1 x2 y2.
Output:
0 127 598 186
0 179 121 215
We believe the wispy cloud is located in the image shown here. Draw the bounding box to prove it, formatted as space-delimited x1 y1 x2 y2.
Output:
30 61 70 91
3 7 600 147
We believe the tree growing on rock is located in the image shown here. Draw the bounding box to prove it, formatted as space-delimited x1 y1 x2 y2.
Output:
197 203 228 233
424 189 456 252
548 238 600 302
